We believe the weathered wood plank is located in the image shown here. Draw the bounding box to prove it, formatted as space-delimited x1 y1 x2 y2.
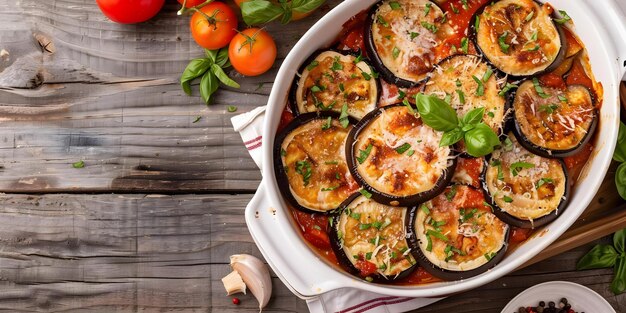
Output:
0 0 339 192
0 193 623 312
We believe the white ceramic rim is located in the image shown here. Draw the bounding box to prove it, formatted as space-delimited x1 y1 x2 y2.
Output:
251 0 626 299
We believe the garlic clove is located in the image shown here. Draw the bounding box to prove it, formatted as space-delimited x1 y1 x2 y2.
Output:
230 254 273 311
221 270 247 295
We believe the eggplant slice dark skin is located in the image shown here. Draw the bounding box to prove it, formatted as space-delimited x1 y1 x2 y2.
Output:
274 112 360 213
290 50 380 120
406 185 510 280
346 104 457 207
482 133 570 229
365 0 452 88
422 54 509 136
329 193 417 282
470 0 567 79
512 80 598 158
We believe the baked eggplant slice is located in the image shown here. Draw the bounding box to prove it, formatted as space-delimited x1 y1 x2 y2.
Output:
365 0 451 88
452 157 485 189
274 112 360 213
482 133 570 228
293 50 379 120
423 55 508 135
472 0 566 78
329 193 417 281
406 185 509 280
513 80 597 157
346 104 456 206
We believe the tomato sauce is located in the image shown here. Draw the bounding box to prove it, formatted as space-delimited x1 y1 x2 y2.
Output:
278 0 599 286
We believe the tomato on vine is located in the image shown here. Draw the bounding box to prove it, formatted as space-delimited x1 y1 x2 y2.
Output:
228 28 277 76
190 1 238 50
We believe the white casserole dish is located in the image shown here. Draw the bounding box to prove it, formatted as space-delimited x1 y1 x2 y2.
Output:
246 0 626 299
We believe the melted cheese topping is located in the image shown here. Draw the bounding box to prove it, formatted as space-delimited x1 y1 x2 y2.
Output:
514 81 595 151
414 186 508 271
371 0 449 83
485 134 566 222
297 51 378 120
476 0 561 76
423 55 506 134
337 196 414 278
354 106 452 197
281 119 359 212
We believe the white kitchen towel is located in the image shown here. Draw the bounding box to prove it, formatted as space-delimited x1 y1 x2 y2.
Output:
230 106 445 313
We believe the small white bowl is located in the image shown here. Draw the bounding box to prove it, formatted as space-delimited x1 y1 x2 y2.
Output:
501 281 616 313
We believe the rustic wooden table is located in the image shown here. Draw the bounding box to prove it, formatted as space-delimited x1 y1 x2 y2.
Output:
0 0 624 312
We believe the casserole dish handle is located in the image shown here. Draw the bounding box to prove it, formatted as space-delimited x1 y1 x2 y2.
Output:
587 0 626 80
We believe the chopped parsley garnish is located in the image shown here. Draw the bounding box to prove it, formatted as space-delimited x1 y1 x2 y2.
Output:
424 3 431 16
498 31 510 54
498 83 519 97
306 61 319 71
461 0 468 10
525 10 534 22
445 185 457 201
361 71 372 81
339 83 345 92
503 137 513 151
510 161 535 176
356 143 373 164
321 116 332 130
407 149 415 156
455 79 462 87
392 46 400 59
359 223 371 230
451 3 459 14
503 196 513 203
474 16 480 30
456 89 466 104
558 95 568 102
482 68 493 82
536 177 554 189
339 103 350 128
421 21 437 33
365 252 373 260
492 159 504 181
295 160 312 186
324 160 338 165
310 85 322 93
350 212 361 220
526 45 540 51
321 185 339 192
472 75 485 96
485 252 497 261
459 208 478 223
354 51 363 63
377 15 389 27
313 225 321 230
426 234 433 251
532 77 551 98
280 148 287 156
530 31 538 41
554 10 571 24
539 104 559 114
487 111 495 118
397 90 406 100
372 221 383 229
395 143 411 154
426 229 449 242
389 1 401 10
460 37 469 53
330 57 343 71
410 32 419 40
359 189 372 198
421 204 430 215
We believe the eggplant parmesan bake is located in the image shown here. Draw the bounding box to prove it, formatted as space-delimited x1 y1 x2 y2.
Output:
275 0 600 284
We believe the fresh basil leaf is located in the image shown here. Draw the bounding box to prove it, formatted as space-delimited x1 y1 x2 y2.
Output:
293 0 325 13
464 123 499 157
205 49 217 62
200 71 219 104
611 256 626 294
415 93 458 132
615 162 626 200
215 48 229 67
440 128 464 147
614 228 626 253
462 107 485 125
577 244 618 270
211 64 240 88
613 122 626 162
180 58 212 95
241 0 284 25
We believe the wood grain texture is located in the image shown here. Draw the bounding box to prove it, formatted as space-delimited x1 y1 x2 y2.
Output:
0 0 337 192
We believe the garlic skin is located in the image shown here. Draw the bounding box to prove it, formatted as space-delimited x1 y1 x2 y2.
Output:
221 270 247 295
230 254 273 311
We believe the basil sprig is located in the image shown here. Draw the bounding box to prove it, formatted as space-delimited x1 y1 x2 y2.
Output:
577 229 626 294
241 0 326 25
180 48 240 104
613 122 626 200
415 94 499 157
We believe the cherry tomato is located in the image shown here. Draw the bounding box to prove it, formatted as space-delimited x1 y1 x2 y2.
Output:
229 28 277 76
96 0 164 24
177 0 206 8
234 0 314 20
190 2 238 50
354 259 378 277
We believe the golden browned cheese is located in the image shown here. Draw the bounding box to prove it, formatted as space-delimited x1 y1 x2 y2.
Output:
354 106 451 197
281 119 359 212
476 0 561 76
297 51 377 120
338 196 414 277
371 0 450 82
514 81 594 151
485 134 566 221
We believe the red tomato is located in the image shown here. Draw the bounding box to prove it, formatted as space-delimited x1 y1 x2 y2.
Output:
510 227 533 244
229 28 277 76
340 29 365 52
302 229 331 250
293 211 331 250
278 107 294 132
539 73 566 89
190 2 238 50
177 0 206 8
96 0 164 24
354 260 378 277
